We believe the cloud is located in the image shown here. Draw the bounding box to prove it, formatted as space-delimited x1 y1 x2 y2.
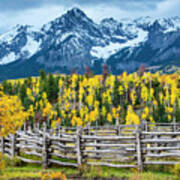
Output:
0 0 165 12
0 5 66 32
0 0 179 34
0 0 42 11
155 0 180 17
78 0 165 11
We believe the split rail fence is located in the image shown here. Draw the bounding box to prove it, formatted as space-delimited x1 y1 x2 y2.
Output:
1 123 180 171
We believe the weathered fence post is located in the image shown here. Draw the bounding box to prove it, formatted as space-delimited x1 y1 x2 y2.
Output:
42 122 48 169
24 122 26 132
56 123 59 136
136 125 143 172
59 126 62 137
145 121 148 132
76 126 82 166
173 121 176 132
117 125 122 136
140 121 146 132
94 128 100 157
11 134 16 158
0 137 5 154
16 131 20 156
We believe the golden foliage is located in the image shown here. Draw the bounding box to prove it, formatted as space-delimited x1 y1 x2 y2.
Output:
1 70 180 127
0 92 29 137
41 171 66 180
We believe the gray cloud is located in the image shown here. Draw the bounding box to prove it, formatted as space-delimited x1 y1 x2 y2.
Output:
0 0 42 11
0 0 165 12
0 0 179 34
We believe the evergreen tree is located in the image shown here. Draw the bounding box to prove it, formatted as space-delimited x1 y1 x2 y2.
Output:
113 76 120 107
19 83 27 105
39 70 48 94
47 73 59 102
40 69 47 81
2 81 13 95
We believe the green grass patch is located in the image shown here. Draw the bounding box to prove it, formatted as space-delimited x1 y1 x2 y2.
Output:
2 165 179 180
51 155 77 164
19 152 42 161
1 155 179 180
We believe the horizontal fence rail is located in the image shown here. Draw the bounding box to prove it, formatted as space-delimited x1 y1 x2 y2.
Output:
1 123 180 171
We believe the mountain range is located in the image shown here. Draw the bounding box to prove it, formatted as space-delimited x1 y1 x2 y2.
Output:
0 8 180 80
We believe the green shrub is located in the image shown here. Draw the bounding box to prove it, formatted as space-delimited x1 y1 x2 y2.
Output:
2 155 22 167
173 163 180 177
0 153 5 174
12 156 23 166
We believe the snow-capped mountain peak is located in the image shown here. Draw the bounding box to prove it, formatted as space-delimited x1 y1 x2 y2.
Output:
0 25 42 65
42 7 94 33
133 16 156 29
65 8 89 20
0 24 24 44
0 8 180 80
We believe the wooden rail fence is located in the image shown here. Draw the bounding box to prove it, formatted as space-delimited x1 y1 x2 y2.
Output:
1 123 180 171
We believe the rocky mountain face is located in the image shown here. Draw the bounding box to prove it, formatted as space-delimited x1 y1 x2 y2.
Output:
0 8 180 80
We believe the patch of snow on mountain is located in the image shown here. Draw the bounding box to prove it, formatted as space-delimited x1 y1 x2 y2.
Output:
60 32 74 42
56 32 80 44
159 17 180 33
91 29 148 59
21 36 41 58
91 42 123 59
55 30 62 36
164 27 177 33
42 22 52 32
26 25 39 33
171 17 180 28
0 28 19 44
134 16 156 26
131 29 148 44
100 18 119 34
158 18 173 28
0 52 16 65
122 23 138 35
113 35 127 40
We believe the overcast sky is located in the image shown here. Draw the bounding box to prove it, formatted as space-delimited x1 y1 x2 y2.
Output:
0 0 180 34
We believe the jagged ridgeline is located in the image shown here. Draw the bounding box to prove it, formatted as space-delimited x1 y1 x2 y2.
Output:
0 8 180 81
1 70 180 128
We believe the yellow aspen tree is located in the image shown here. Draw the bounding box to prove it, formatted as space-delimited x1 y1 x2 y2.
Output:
130 88 137 105
0 93 29 137
126 105 140 125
